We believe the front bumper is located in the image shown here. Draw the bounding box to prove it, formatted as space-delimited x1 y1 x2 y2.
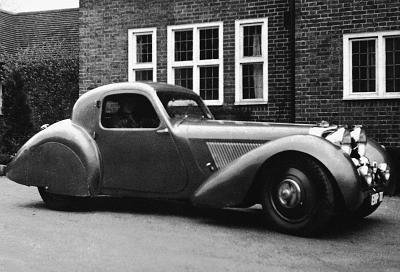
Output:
350 154 389 210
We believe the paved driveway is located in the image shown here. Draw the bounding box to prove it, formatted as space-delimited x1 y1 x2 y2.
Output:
0 177 399 272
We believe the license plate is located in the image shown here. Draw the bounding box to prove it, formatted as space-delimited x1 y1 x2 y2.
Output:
370 191 384 206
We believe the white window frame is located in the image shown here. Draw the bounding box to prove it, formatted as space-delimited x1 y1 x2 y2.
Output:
128 27 157 82
343 30 400 100
235 18 268 105
167 22 224 106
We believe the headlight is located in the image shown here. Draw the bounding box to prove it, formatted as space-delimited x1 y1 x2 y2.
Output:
372 161 378 173
358 143 366 157
365 174 373 186
340 128 352 155
384 170 390 181
357 128 367 156
352 158 360 166
378 163 387 172
358 165 369 176
359 156 369 165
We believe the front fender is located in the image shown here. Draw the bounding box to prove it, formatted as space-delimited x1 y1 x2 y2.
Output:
192 135 363 210
6 120 101 196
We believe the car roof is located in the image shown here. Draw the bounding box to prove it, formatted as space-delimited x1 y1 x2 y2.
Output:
83 82 194 98
71 82 196 129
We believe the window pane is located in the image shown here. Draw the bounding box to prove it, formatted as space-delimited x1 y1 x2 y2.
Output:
175 30 193 61
386 37 400 92
200 28 219 60
199 66 219 100
136 34 152 63
351 40 376 93
158 92 212 120
352 67 359 80
243 25 262 57
101 93 159 129
135 70 153 81
242 63 263 99
175 68 193 90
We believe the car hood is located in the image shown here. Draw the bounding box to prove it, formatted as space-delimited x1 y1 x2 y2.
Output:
172 119 319 141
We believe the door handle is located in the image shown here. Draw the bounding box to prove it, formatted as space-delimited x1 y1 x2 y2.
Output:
156 128 169 134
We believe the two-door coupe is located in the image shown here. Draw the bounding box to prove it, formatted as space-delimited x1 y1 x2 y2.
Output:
3 82 391 235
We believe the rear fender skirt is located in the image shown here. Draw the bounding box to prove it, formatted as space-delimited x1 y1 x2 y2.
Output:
192 135 363 211
6 120 101 196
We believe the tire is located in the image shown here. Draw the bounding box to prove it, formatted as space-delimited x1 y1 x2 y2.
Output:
261 155 335 236
38 187 82 211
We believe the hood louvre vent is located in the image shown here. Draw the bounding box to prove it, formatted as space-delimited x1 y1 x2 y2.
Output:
206 141 263 169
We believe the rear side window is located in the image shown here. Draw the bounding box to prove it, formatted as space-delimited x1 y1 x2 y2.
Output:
101 93 160 129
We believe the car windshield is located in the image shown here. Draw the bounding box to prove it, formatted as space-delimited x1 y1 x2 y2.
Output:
157 91 213 120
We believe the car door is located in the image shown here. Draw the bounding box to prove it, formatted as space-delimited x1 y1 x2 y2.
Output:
95 91 187 193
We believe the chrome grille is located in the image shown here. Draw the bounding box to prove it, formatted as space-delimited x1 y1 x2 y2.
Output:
206 141 263 169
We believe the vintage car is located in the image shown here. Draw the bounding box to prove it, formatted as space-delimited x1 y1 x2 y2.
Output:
3 82 391 235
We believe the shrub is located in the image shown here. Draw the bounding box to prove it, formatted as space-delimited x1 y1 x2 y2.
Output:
1 70 33 155
0 43 79 155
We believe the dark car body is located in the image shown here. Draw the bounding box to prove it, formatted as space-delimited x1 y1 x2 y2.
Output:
5 82 391 235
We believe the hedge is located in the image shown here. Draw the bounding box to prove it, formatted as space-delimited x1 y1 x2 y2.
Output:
0 43 79 157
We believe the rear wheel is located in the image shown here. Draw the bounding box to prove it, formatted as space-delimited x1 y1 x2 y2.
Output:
261 155 335 236
38 187 82 211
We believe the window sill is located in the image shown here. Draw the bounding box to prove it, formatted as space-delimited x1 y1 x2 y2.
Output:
204 100 224 106
234 100 268 105
343 93 400 100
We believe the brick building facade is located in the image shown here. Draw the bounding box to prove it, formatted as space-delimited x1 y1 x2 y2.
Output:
3 1 384 149
79 0 294 124
295 0 400 147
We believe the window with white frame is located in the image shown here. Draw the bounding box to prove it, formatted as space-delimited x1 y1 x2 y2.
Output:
235 18 268 105
167 22 223 105
128 28 157 82
343 31 400 99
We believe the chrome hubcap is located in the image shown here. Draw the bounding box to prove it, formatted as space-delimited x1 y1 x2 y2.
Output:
277 179 302 208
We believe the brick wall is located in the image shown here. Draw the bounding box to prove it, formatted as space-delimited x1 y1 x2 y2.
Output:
80 0 400 146
79 0 293 123
295 0 400 147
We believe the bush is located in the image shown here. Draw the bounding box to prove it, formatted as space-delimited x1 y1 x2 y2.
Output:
1 70 33 154
0 43 79 155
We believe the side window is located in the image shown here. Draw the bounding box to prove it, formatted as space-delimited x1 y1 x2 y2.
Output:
101 93 160 129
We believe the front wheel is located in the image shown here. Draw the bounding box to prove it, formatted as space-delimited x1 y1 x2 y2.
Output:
261 155 335 236
38 187 82 211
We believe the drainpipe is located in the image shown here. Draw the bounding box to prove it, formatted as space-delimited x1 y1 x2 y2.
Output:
289 0 296 123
